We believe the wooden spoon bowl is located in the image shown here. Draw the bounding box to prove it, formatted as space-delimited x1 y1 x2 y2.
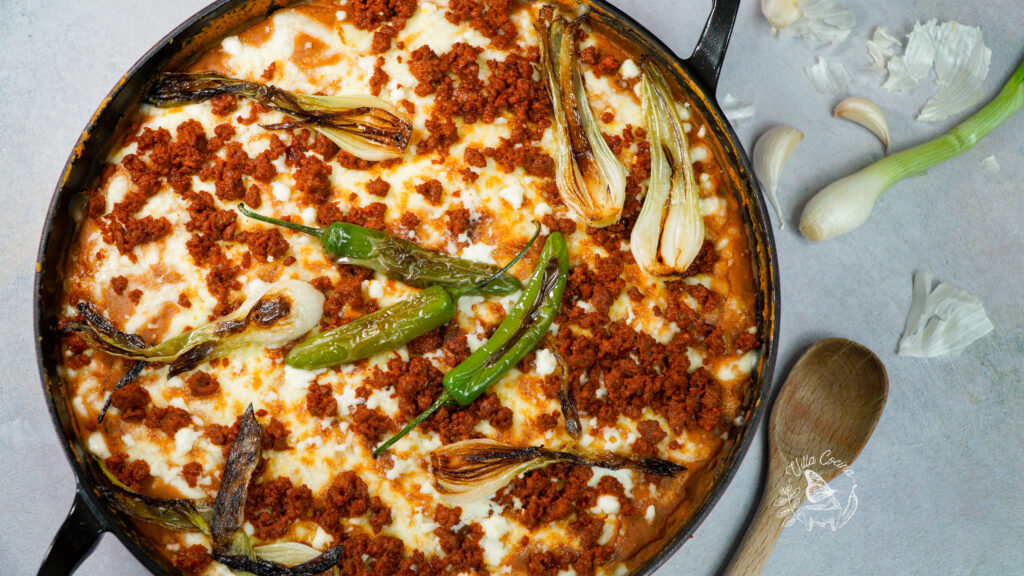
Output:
723 338 888 576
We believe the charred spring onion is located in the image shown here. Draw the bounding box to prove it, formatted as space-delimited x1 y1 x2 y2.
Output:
97 459 212 533
65 280 324 378
631 59 705 276
800 55 1024 241
97 405 344 576
553 350 582 439
537 6 627 227
147 72 412 161
430 439 685 504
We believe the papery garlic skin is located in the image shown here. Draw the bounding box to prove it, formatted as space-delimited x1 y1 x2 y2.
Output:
798 171 886 241
805 57 851 95
833 97 891 150
753 126 805 227
898 271 993 358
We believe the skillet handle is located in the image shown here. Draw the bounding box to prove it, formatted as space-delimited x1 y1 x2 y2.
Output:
38 489 106 576
684 0 741 93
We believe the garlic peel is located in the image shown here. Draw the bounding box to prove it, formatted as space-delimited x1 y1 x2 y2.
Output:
833 97 891 150
777 0 855 44
866 27 900 71
753 126 804 228
882 19 992 122
883 20 938 91
721 93 756 125
980 155 1000 172
805 57 851 95
918 21 992 122
898 271 993 358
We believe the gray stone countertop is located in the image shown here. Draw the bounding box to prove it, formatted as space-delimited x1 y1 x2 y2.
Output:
2 0 1022 574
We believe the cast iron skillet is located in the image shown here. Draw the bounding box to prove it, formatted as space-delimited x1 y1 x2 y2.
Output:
35 0 779 574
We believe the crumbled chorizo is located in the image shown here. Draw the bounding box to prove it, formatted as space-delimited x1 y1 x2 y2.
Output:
111 276 128 295
445 206 472 237
423 393 513 443
181 462 203 487
209 94 238 117
239 227 289 263
262 417 290 451
316 471 392 537
632 419 667 457
110 382 150 421
185 371 219 396
144 406 192 436
292 152 334 204
306 382 338 418
104 453 150 491
580 45 621 77
433 504 485 573
414 179 444 205
365 177 390 197
350 405 395 444
173 545 211 575
246 476 314 539
348 0 416 30
445 0 518 49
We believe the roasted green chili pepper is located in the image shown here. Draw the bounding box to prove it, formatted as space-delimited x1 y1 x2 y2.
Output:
238 204 521 296
285 225 541 370
374 232 569 456
285 285 456 369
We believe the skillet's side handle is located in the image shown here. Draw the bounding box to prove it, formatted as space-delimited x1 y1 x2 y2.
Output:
38 489 107 576
685 0 741 94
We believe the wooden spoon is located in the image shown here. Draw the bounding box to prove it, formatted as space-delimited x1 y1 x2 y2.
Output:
723 338 888 576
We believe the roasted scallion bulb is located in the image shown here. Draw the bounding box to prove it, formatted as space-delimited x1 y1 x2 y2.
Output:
65 280 324 377
537 6 627 227
430 439 685 504
147 72 412 161
97 459 212 533
631 59 706 276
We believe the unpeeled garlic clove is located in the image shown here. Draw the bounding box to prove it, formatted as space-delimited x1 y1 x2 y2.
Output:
753 126 805 228
833 96 890 151
761 0 803 30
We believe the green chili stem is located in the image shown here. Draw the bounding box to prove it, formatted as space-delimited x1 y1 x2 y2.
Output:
448 222 540 299
373 390 454 457
238 204 325 241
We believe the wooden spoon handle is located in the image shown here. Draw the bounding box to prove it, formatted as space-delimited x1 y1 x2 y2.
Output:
721 473 792 576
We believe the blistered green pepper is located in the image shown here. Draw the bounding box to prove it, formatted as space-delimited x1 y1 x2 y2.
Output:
374 232 569 456
238 204 520 296
285 285 456 370
284 225 541 371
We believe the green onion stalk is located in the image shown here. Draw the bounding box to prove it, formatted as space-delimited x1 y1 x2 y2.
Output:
800 55 1024 242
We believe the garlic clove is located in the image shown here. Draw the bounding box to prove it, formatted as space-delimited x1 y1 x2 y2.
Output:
761 0 803 30
753 126 805 228
833 96 891 151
